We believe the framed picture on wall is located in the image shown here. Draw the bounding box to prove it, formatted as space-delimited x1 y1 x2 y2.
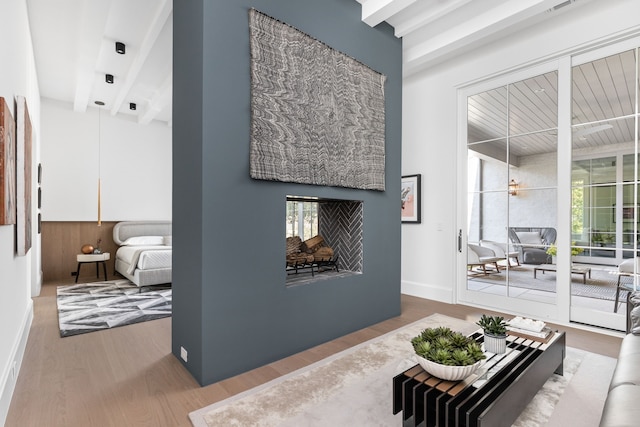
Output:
401 174 421 223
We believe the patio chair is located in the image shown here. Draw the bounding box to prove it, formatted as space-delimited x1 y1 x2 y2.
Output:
615 258 639 313
508 227 556 265
468 243 503 276
480 240 520 267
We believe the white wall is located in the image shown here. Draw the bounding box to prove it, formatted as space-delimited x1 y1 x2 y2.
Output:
41 98 172 221
0 0 40 424
402 0 640 303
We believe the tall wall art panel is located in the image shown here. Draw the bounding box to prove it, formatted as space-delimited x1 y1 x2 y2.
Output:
16 96 32 255
0 97 16 225
248 9 386 191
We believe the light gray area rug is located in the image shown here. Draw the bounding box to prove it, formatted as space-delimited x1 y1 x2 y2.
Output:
56 279 171 337
189 313 615 426
471 265 626 301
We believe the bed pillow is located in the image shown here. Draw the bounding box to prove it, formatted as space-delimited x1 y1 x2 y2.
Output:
121 236 165 246
515 231 543 246
163 235 172 246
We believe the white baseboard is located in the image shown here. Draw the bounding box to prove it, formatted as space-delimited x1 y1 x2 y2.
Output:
0 300 33 426
402 280 454 303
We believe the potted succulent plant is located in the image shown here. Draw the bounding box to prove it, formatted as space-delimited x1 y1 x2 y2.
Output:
476 315 507 354
546 242 583 264
410 326 486 381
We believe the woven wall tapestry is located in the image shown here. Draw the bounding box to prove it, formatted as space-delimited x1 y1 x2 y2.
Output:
248 9 386 191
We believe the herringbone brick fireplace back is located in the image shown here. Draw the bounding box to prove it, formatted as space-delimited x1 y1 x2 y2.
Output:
319 201 363 273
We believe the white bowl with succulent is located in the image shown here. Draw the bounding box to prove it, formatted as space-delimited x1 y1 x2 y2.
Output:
411 326 486 381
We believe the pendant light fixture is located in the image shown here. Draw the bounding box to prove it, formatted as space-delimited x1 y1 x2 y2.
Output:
95 101 104 226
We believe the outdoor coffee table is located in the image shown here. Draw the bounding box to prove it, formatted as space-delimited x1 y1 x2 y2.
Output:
392 330 565 427
533 264 591 284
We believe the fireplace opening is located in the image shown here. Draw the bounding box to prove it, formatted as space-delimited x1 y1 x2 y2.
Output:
285 195 363 286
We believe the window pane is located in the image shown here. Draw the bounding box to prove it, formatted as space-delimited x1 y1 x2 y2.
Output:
468 86 508 143
468 141 508 192
572 157 617 185
286 201 299 238
509 71 558 136
573 117 634 154
509 131 557 190
572 49 636 124
286 201 319 240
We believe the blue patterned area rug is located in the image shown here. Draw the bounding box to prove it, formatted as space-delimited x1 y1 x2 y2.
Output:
56 279 171 337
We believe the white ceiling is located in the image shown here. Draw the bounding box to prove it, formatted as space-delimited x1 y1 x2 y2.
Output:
357 0 594 76
358 0 639 164
25 0 593 127
26 0 172 125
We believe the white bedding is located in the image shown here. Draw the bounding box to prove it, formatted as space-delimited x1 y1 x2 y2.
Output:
116 245 172 275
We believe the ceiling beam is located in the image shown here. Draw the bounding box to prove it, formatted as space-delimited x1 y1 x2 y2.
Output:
110 0 172 117
403 0 581 75
139 73 171 125
361 0 417 27
392 0 473 37
73 1 112 113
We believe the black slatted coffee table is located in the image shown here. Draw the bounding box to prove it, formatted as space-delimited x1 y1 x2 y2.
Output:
392 330 565 427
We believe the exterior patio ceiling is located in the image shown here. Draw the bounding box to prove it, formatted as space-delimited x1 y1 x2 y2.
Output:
467 49 637 155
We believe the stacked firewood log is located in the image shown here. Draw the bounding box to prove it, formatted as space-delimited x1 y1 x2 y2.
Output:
286 235 334 266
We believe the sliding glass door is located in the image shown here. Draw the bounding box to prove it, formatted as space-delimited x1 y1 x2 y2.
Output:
570 47 639 329
465 70 558 306
460 41 640 331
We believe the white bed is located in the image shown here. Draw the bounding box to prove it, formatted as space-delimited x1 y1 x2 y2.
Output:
113 221 172 286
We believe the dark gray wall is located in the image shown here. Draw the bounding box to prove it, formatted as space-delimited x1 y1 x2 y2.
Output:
173 0 402 385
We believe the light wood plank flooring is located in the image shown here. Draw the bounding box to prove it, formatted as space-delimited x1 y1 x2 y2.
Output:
6 280 622 427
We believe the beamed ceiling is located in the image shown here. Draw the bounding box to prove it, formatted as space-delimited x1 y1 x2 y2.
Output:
26 0 620 136
27 0 172 125
356 0 639 164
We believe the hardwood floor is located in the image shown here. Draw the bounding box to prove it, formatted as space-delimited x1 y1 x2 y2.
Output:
6 280 622 427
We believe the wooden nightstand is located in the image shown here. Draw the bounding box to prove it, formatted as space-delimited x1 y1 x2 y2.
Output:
75 252 110 283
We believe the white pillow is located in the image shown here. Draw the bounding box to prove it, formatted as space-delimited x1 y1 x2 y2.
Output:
163 235 172 246
121 236 165 246
515 231 542 246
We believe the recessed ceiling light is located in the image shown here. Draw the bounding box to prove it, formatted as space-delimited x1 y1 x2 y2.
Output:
106 74 114 84
115 41 125 54
534 88 545 93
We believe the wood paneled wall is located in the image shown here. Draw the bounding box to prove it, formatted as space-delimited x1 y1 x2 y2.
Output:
41 221 120 282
